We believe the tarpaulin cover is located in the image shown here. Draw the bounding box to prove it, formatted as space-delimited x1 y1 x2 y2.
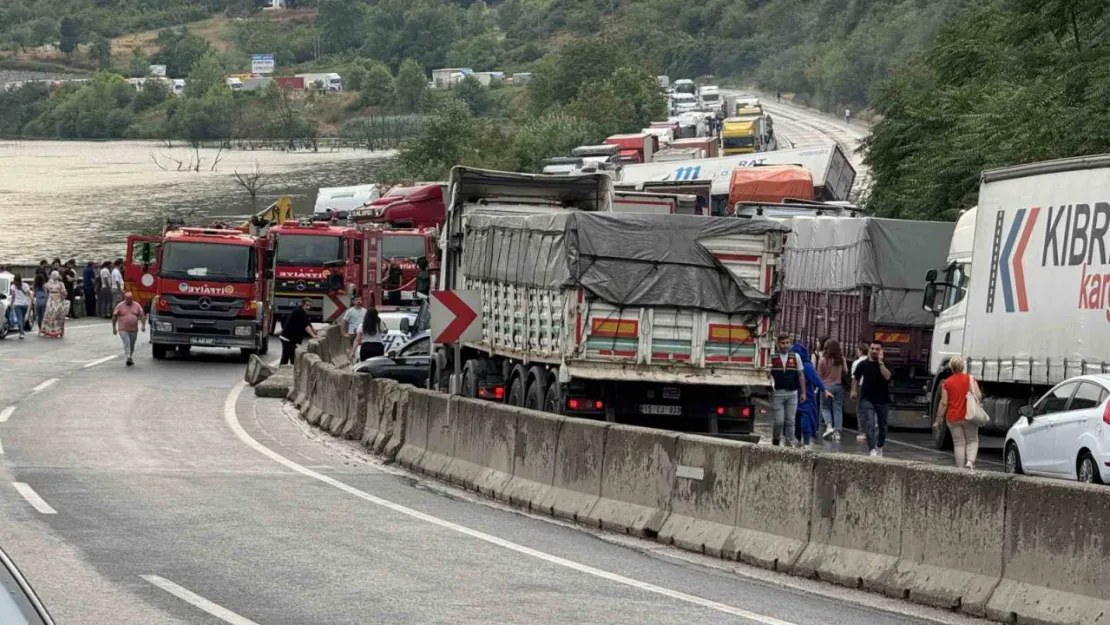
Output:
728 166 814 207
463 211 790 316
784 216 955 326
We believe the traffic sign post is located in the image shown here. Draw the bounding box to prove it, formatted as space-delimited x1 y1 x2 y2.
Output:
251 54 275 75
430 290 481 394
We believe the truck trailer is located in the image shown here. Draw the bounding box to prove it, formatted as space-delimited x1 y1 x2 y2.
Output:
923 154 1110 448
434 167 790 437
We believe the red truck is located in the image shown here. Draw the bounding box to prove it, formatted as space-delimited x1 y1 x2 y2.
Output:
350 183 446 229
138 225 274 360
275 76 305 90
360 226 439 309
269 220 365 325
605 133 658 164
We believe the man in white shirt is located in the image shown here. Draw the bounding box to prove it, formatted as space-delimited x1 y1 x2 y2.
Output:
339 295 366 349
851 344 868 377
97 262 113 319
110 259 125 311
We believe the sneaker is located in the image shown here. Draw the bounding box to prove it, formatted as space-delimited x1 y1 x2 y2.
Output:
18 334 24 339
832 431 841 442
877 448 884 457
772 438 781 447
869 448 879 457
823 425 835 439
126 359 134 367
965 461 975 470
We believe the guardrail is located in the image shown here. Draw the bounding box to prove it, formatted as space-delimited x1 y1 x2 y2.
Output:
289 326 1109 625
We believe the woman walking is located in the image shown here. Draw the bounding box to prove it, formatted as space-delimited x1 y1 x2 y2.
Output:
937 356 982 469
39 271 68 338
32 274 47 331
354 306 389 362
817 339 849 441
8 275 31 339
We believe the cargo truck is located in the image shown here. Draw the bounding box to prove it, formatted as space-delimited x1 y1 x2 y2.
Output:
296 72 343 91
434 167 790 437
922 154 1110 448
782 216 955 423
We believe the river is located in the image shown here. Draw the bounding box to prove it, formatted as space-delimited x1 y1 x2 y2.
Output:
0 140 392 263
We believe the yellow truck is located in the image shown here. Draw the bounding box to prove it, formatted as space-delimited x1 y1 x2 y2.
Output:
721 113 776 155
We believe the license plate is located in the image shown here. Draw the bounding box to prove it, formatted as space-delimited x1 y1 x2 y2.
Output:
190 337 217 345
640 404 682 416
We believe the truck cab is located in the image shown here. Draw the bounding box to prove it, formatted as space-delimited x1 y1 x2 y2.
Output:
360 227 439 310
269 221 363 325
923 206 977 374
350 183 446 229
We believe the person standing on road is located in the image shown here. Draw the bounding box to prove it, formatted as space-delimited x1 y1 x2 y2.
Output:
34 260 48 282
793 342 830 448
339 294 367 349
845 107 852 124
110 259 125 311
8 275 31 339
354 306 389 362
63 259 77 318
97 261 113 319
851 344 868 377
937 356 982 469
39 271 67 338
817 339 849 441
852 340 893 456
32 274 47 331
769 333 806 447
82 261 97 318
112 291 146 367
279 298 318 365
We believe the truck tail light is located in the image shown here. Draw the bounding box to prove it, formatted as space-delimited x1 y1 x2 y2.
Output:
495 386 504 400
568 399 580 410
741 406 752 418
594 400 604 410
716 406 726 416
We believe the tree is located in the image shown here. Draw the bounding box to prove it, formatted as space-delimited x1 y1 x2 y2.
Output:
357 62 395 109
58 17 86 56
509 111 598 172
183 52 225 99
149 28 211 79
394 58 427 114
29 17 58 46
233 163 268 212
528 36 633 115
395 98 510 180
316 0 368 54
451 75 489 115
567 65 667 136
89 33 111 69
132 79 170 112
345 65 369 92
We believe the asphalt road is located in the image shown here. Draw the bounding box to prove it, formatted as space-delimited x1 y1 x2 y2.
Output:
0 320 1000 625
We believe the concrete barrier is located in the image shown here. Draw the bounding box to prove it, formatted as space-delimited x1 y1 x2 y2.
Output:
532 416 607 523
331 372 369 441
504 408 562 510
419 392 455 479
395 388 433 471
373 381 410 462
985 477 1110 625
731 445 815 570
302 358 330 427
886 465 1009 615
794 454 906 590
657 435 747 557
584 424 678 537
443 397 515 499
244 354 276 386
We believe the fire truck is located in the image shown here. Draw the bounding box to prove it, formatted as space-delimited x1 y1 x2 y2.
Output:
269 220 364 325
135 224 274 360
360 226 439 310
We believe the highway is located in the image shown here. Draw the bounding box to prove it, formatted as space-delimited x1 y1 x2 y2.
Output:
0 325 994 625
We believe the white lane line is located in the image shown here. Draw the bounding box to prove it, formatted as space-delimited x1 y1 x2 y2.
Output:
30 379 58 394
0 434 4 454
12 482 57 514
142 575 261 625
0 406 14 422
82 354 119 368
224 383 797 625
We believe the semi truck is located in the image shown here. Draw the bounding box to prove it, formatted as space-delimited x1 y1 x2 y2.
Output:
296 72 343 91
433 167 790 438
722 114 776 155
781 216 955 423
605 133 658 164
922 154 1110 448
142 225 274 360
349 183 446 229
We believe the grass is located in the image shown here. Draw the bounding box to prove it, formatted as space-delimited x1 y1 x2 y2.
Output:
110 8 318 59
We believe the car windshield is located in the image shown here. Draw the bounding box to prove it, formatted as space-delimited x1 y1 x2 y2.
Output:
381 235 426 259
723 137 755 148
379 314 414 331
160 242 253 282
276 234 343 266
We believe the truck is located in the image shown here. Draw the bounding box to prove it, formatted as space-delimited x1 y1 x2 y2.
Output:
349 183 446 229
619 144 857 214
728 165 814 208
360 226 439 310
672 79 696 95
141 225 274 360
313 184 382 217
269 220 363 325
722 115 776 155
671 136 719 158
275 76 304 90
782 216 954 423
433 167 791 438
921 154 1110 448
698 85 723 114
296 72 343 91
605 133 658 164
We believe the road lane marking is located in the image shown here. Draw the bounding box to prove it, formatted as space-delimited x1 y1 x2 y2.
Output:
12 482 56 514
83 354 119 368
30 379 58 394
0 434 4 454
0 406 13 422
142 575 261 625
224 383 797 625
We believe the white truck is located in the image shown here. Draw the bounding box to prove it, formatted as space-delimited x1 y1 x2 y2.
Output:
296 72 343 91
434 167 790 438
923 154 1110 448
313 184 382 217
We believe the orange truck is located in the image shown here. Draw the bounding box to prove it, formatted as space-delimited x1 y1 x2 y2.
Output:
727 165 814 211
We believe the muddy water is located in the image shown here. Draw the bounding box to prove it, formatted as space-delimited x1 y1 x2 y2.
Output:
0 140 392 263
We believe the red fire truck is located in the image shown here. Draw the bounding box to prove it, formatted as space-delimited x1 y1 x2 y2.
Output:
269 220 365 325
135 225 274 360
360 226 439 310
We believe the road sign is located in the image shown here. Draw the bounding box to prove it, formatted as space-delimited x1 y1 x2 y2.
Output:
148 64 167 77
251 54 275 75
430 290 481 344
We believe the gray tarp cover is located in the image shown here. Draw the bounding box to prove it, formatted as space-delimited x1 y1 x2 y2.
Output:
784 216 955 326
464 211 790 316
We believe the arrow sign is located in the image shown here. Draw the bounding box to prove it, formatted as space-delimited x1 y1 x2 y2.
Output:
430 290 481 344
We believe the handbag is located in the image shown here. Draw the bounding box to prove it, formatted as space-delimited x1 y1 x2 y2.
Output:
965 377 990 426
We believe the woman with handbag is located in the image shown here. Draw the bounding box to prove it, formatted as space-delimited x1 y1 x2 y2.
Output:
937 356 984 469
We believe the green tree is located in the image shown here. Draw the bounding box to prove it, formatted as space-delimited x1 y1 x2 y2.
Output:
58 17 86 56
126 49 151 78
149 27 211 79
345 65 369 92
394 58 427 114
316 0 367 54
528 36 633 115
183 52 225 99
357 62 395 109
509 111 599 172
132 79 170 112
29 17 58 46
89 33 111 69
395 97 509 180
451 75 489 116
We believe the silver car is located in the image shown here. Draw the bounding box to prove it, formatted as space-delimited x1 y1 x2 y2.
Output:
0 271 13 339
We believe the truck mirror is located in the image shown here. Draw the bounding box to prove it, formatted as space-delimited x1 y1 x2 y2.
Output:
925 269 938 282
327 273 345 291
923 282 938 315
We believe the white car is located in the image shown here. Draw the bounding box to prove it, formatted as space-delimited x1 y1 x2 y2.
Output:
379 310 418 353
0 271 13 339
1004 373 1110 483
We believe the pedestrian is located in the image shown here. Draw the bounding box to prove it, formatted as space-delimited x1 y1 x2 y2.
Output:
279 298 318 365
845 107 852 124
32 274 47 331
63 259 77 318
34 259 48 281
112 291 146 366
769 333 806 447
339 294 367 350
7 275 31 339
817 339 849 441
111 258 125 311
851 344 868 377
851 340 893 456
793 342 831 448
39 271 67 338
383 262 402 306
937 356 982 469
82 261 97 318
415 257 431 299
355 305 389 362
97 261 113 318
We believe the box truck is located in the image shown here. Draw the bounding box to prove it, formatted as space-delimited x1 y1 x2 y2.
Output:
922 154 1110 447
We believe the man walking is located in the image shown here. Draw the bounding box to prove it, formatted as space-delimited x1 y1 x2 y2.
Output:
339 294 366 350
279 298 318 365
82 261 97 318
852 340 893 456
769 333 806 446
112 291 146 367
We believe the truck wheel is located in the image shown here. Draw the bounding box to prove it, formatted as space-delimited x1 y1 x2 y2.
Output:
543 380 563 415
462 360 487 398
152 344 168 360
524 366 548 412
507 376 525 408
